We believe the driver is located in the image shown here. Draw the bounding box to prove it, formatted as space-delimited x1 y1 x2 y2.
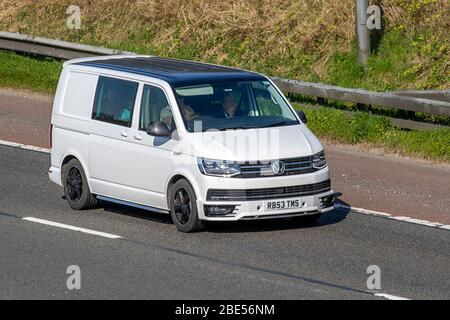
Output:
182 104 197 122
222 93 241 118
175 96 198 122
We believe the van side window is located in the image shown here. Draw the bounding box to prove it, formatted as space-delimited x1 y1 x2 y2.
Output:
92 76 138 127
139 84 174 131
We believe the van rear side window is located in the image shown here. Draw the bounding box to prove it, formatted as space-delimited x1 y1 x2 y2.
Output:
92 76 139 127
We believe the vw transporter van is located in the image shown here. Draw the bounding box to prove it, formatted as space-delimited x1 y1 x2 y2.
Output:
49 55 335 232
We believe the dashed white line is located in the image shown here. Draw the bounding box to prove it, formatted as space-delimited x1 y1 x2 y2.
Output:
22 217 122 239
374 293 410 300
335 203 450 231
0 139 50 153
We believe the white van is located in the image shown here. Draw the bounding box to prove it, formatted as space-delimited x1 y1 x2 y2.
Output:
49 55 334 232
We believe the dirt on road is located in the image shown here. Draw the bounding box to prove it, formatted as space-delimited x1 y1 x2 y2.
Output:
1 89 449 224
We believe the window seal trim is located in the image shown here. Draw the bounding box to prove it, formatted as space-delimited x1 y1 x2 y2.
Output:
138 83 177 133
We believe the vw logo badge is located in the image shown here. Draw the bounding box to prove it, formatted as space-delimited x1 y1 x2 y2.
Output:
271 160 285 175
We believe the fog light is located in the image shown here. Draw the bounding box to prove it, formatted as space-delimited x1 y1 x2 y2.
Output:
204 205 236 217
319 194 335 209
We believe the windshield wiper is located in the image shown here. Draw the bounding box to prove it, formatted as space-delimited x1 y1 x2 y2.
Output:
218 125 260 131
260 120 298 128
215 121 298 131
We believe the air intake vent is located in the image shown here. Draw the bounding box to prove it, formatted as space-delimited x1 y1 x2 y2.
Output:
207 180 331 201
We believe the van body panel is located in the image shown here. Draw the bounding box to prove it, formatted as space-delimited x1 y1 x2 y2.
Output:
50 56 334 224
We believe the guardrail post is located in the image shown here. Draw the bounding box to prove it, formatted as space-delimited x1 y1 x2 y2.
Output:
356 0 371 66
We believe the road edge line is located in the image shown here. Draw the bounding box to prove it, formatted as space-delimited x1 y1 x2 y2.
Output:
0 139 50 153
335 203 450 231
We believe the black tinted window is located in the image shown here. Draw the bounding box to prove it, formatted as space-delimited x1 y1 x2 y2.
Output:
92 76 138 127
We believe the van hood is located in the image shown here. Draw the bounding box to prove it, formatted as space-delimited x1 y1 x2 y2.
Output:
182 124 323 161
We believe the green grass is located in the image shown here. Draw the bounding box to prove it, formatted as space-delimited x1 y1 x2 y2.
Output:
0 50 62 93
325 30 449 91
298 105 450 161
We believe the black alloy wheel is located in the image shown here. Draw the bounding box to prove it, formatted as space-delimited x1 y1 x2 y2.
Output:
169 178 204 233
65 167 83 202
172 187 192 226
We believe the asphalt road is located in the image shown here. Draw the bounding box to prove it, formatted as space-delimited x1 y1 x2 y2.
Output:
0 144 449 299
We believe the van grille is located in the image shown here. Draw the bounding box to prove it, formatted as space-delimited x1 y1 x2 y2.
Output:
237 156 315 178
207 179 331 201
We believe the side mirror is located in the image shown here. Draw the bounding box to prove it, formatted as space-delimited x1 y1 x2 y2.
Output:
297 110 307 124
146 121 171 137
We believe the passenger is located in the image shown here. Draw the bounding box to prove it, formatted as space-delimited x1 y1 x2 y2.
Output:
119 96 133 122
159 105 173 128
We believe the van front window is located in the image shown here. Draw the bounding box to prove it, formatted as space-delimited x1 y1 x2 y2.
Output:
172 81 298 132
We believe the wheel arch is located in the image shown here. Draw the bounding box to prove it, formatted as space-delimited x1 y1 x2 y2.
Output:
166 174 188 208
60 152 92 190
165 172 202 209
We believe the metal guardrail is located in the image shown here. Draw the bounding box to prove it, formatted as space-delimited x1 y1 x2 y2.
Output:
0 31 135 59
389 90 450 103
1 31 449 128
271 77 450 117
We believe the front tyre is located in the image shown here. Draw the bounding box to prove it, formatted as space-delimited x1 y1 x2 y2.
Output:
62 159 97 210
169 179 204 233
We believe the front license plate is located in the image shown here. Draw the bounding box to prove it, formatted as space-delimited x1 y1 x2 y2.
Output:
265 198 301 211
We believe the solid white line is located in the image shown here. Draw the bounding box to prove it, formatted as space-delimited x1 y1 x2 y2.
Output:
22 217 122 239
374 293 410 300
335 203 450 231
0 139 50 153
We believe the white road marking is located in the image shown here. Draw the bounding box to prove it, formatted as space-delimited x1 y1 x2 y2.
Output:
334 203 450 231
374 293 410 300
22 217 122 239
0 139 50 153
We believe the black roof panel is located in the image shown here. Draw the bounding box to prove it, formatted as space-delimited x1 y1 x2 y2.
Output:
75 56 266 86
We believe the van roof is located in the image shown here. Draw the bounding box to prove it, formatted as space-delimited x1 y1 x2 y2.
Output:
71 56 266 86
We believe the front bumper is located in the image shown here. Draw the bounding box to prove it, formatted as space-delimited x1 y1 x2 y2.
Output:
198 189 335 221
193 165 333 221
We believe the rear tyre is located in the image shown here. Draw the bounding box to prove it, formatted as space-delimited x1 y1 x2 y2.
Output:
62 159 97 210
169 179 204 233
291 212 322 225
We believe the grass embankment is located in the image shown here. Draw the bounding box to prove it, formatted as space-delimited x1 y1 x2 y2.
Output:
1 0 448 91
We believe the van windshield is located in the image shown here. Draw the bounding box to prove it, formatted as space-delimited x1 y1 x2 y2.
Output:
172 80 298 132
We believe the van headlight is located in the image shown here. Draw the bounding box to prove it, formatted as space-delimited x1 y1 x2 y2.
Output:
312 151 327 169
199 158 241 177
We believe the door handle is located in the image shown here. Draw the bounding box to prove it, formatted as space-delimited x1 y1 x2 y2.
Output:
134 133 143 141
120 131 129 138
